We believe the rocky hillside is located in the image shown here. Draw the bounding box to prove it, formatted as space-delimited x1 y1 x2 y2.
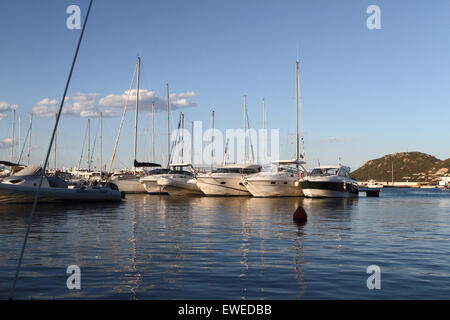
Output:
351 152 449 183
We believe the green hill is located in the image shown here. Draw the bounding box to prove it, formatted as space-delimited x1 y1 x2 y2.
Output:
351 152 449 182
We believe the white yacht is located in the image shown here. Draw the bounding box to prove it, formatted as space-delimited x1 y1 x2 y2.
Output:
242 160 306 197
195 163 262 196
139 167 171 194
156 163 202 196
367 179 383 189
301 165 359 198
109 172 147 194
0 165 123 204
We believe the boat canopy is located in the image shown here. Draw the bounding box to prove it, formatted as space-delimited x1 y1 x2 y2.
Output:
13 165 42 176
133 160 161 168
272 159 306 165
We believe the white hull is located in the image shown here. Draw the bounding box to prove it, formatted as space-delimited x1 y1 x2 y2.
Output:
302 188 358 198
196 176 251 196
140 177 168 194
244 180 303 197
112 178 147 194
157 177 203 196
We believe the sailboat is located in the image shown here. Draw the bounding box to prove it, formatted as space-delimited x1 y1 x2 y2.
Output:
243 61 307 197
195 98 262 196
108 57 157 193
153 112 202 195
139 83 172 194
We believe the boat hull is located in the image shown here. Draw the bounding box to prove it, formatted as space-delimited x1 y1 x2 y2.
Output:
301 181 359 198
196 176 251 196
243 179 303 197
140 178 169 195
157 177 203 196
111 178 147 194
0 185 122 204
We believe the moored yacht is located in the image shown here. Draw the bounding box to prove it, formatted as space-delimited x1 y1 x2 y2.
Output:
0 165 122 203
301 165 359 198
242 160 306 197
195 163 262 196
156 163 202 196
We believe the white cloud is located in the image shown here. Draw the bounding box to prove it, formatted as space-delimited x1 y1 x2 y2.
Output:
0 101 19 120
32 93 117 118
0 138 12 149
99 89 197 112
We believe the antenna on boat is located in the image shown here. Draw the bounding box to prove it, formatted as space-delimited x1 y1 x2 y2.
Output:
9 0 93 300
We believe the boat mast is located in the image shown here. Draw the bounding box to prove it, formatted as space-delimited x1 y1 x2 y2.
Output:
133 57 140 173
262 98 265 164
88 118 91 172
27 114 33 165
152 101 155 163
191 121 194 165
54 114 58 172
166 83 170 167
295 60 299 165
298 60 306 161
181 112 184 163
108 60 137 172
18 117 21 163
10 109 15 163
243 95 247 163
211 109 215 171
100 112 103 174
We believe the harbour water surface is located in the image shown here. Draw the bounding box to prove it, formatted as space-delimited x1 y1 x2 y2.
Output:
0 188 449 299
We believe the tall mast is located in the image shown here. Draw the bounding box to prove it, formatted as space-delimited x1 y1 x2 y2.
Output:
18 117 21 162
262 98 266 130
181 112 184 163
100 112 103 173
295 60 299 163
298 60 306 161
27 114 33 165
191 121 194 165
10 109 15 162
133 57 140 173
87 118 91 172
54 114 57 171
166 83 170 167
151 101 155 163
211 110 215 170
243 95 247 163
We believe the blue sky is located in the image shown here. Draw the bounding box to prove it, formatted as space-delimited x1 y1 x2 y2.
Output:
1 0 449 170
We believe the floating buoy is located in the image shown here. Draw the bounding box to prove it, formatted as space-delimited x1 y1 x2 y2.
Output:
293 205 307 222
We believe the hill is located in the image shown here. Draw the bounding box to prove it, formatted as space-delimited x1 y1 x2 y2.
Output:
351 152 449 183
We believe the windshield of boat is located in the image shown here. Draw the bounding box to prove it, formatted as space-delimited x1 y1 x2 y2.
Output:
213 167 260 174
148 168 170 175
310 168 339 176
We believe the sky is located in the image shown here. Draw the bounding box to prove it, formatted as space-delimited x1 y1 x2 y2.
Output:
1 0 450 171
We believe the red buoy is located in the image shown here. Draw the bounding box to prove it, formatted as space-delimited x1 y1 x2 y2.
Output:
293 205 307 222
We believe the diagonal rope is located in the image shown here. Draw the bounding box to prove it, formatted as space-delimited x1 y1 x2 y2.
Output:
9 0 93 300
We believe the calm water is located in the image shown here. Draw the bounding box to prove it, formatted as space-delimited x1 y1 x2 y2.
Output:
0 188 449 299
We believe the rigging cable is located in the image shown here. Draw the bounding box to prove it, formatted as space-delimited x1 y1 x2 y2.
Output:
9 0 94 300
